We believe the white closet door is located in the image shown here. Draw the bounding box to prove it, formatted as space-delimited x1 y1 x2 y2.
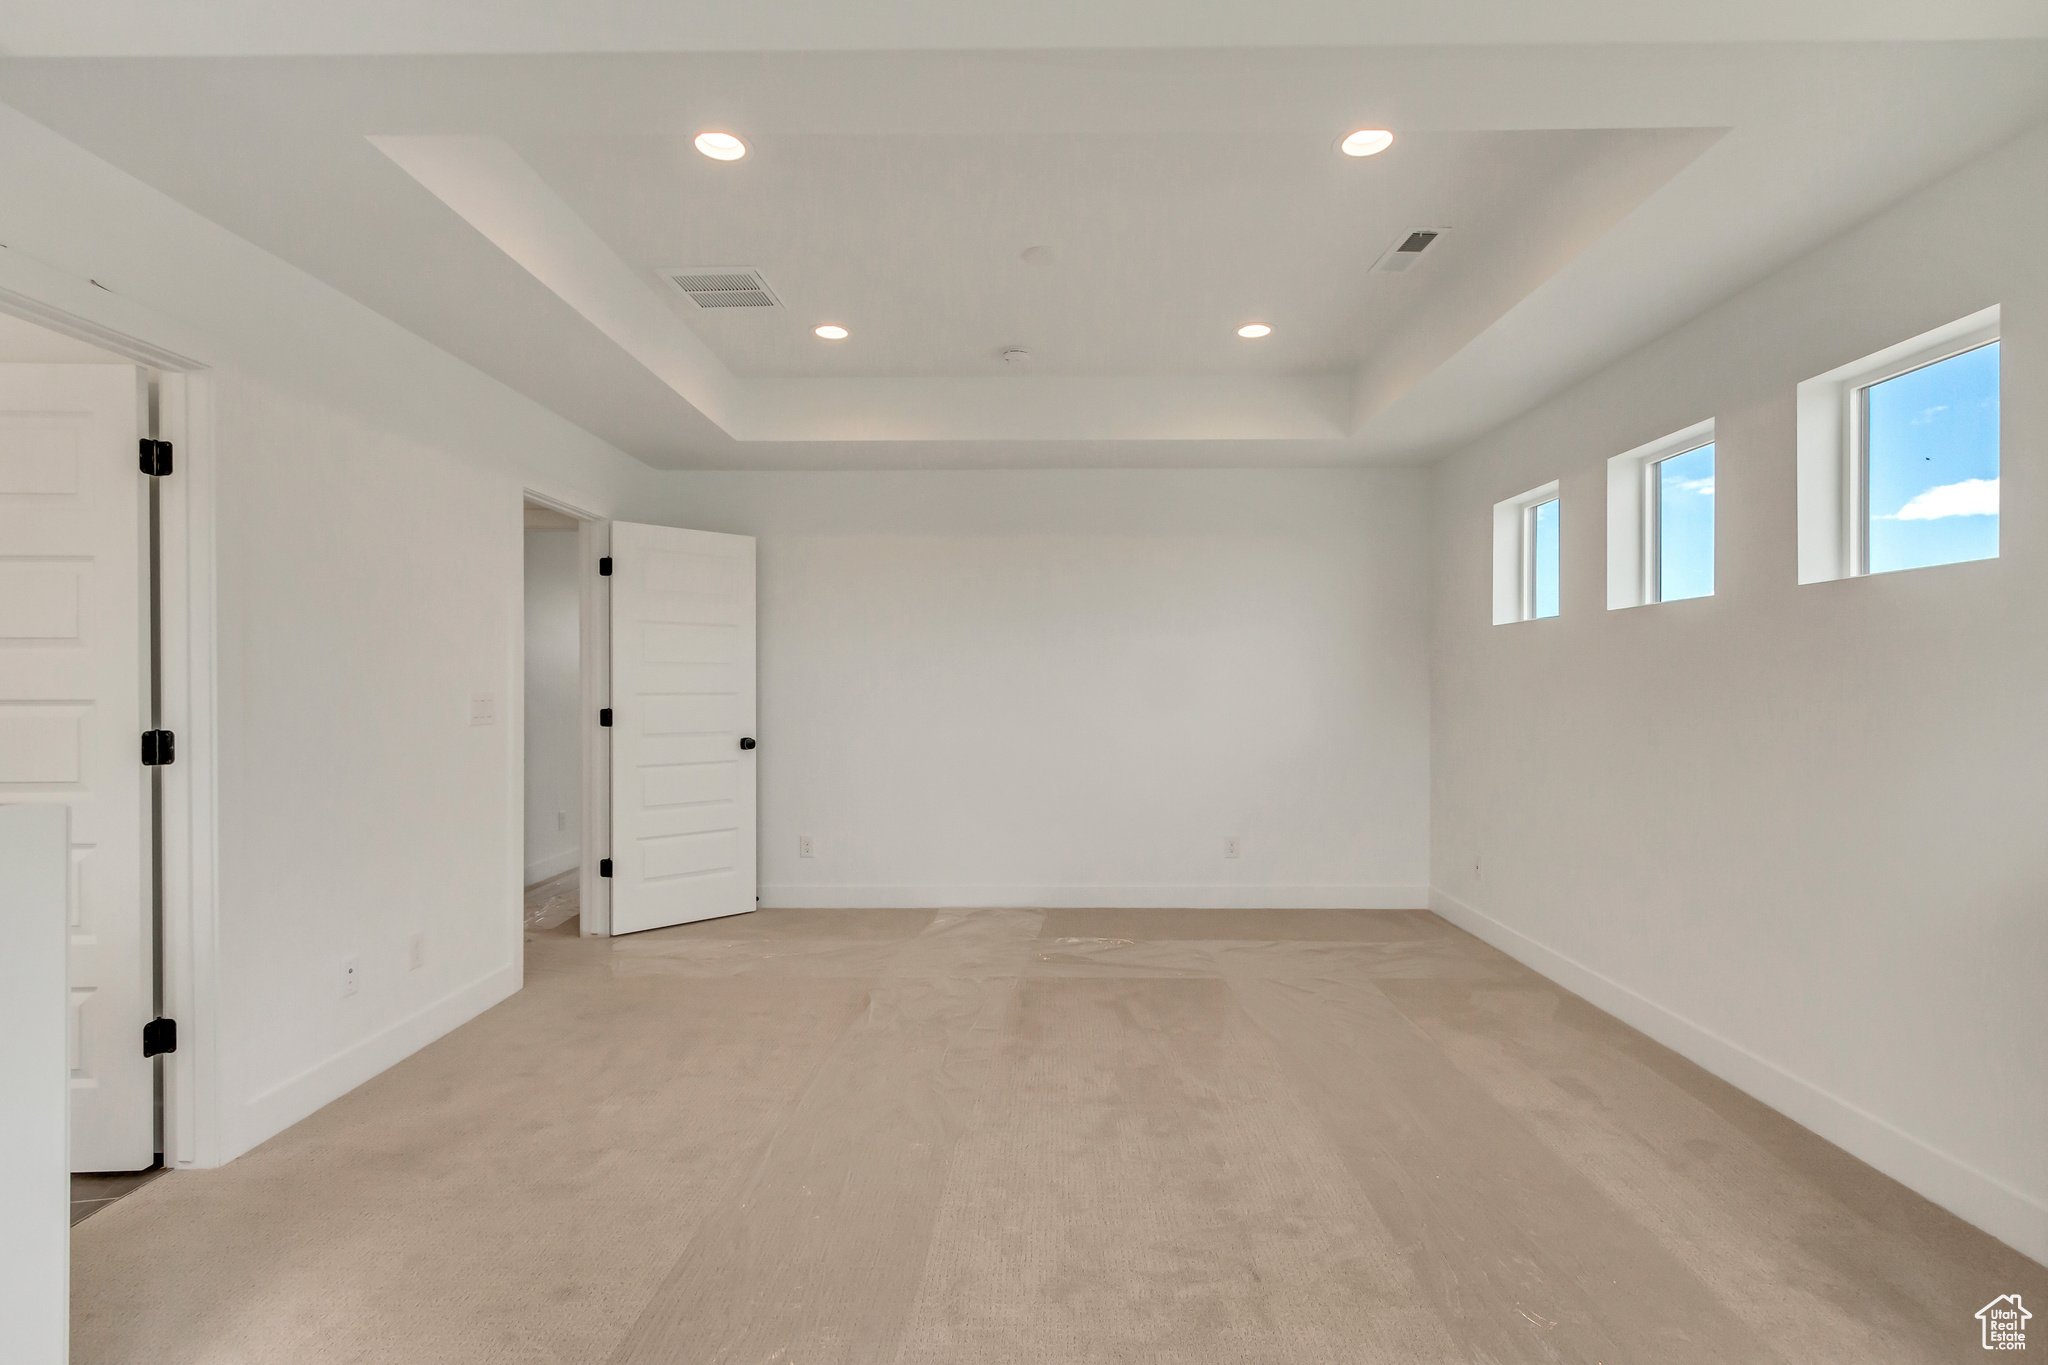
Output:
608 522 757 935
0 363 154 1172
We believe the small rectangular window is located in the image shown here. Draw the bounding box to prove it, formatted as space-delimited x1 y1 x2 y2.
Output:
1527 498 1560 619
1797 306 1998 584
1493 481 1560 624
1863 340 1998 575
1605 418 1712 610
1654 444 1715 602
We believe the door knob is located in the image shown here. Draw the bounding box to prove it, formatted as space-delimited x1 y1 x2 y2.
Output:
739 737 756 750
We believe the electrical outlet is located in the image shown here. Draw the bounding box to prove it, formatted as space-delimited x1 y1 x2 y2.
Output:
798 835 814 858
409 932 426 971
341 956 359 997
1223 836 1241 859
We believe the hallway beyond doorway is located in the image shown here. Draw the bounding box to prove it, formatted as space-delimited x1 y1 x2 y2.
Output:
524 870 579 936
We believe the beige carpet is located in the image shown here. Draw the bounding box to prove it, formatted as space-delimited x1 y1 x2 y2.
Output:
73 906 2044 1363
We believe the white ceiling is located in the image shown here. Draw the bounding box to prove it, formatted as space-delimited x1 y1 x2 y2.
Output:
1 21 2044 469
523 126 1706 381
4 0 2044 53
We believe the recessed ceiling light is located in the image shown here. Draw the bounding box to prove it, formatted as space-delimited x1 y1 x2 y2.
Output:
814 324 848 340
694 132 747 161
1340 129 1395 158
1238 324 1272 339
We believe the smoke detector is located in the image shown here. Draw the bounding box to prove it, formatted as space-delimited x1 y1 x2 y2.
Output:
1000 348 1032 364
1372 228 1449 274
662 267 781 309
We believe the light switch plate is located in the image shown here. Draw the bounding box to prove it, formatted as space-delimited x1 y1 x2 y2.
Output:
469 694 495 725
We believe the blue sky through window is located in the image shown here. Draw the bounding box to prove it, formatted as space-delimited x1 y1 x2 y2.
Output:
1866 341 1998 574
1531 498 1559 618
1657 444 1714 601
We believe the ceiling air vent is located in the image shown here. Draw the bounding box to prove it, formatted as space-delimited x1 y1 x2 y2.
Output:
663 267 781 309
1372 228 1449 275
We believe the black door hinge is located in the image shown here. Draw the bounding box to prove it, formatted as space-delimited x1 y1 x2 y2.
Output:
599 858 613 878
139 439 173 476
598 557 612 576
141 730 175 766
599 708 612 727
143 1017 177 1057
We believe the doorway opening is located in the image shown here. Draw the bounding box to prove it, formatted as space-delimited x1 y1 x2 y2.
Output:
523 500 586 940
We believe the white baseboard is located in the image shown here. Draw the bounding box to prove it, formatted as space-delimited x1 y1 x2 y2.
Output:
228 962 520 1164
1429 889 2048 1267
523 847 580 886
759 884 1430 910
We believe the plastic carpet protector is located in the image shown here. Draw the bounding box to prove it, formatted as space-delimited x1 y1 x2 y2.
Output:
69 905 2046 1365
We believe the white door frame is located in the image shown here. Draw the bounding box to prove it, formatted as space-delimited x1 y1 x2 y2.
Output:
516 491 612 939
0 262 222 1168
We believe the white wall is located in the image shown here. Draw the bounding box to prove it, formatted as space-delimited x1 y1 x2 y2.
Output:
0 804 69 1365
523 529 582 883
212 376 533 1154
1428 126 2048 1262
0 101 655 1166
648 468 1432 908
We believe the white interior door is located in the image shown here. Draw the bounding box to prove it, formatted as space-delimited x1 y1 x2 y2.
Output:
608 522 757 934
0 363 155 1172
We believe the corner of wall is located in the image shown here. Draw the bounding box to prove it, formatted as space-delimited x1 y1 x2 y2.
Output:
1427 887 2048 1266
226 963 519 1164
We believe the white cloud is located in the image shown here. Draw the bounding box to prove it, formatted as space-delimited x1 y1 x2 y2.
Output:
1889 477 1999 521
1910 404 1950 426
1675 477 1714 496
